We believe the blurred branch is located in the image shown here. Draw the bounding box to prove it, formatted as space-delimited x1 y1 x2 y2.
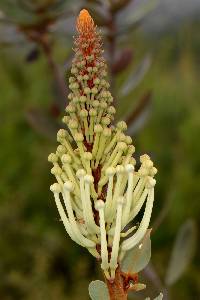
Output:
111 48 133 74
40 37 67 110
126 91 152 135
143 263 170 300
25 107 59 140
125 91 152 126
20 24 67 110
106 12 117 96
110 0 132 13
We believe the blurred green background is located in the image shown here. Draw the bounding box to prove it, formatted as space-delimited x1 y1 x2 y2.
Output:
0 1 199 299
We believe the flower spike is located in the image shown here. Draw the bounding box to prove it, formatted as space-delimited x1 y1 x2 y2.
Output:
48 9 157 280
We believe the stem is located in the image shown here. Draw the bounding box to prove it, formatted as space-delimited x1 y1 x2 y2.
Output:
105 267 128 300
107 12 116 99
143 263 170 300
125 92 151 127
19 25 67 110
41 38 67 110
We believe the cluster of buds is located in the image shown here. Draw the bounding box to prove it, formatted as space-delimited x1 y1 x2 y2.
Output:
48 9 157 280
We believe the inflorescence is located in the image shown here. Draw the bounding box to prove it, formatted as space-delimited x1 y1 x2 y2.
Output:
48 9 157 280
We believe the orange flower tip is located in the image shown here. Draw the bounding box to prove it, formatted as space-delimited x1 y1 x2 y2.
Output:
76 9 95 33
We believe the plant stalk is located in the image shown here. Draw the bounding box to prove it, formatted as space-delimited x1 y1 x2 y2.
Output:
41 39 67 110
105 267 128 300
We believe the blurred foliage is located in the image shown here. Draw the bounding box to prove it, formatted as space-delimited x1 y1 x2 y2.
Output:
165 219 197 286
0 1 200 299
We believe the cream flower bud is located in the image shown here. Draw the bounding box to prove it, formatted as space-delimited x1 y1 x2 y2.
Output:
84 174 94 183
64 181 74 192
51 166 62 176
125 164 134 173
80 95 87 103
80 109 88 118
146 177 156 189
62 116 70 124
57 129 67 139
84 87 91 94
74 133 84 142
117 121 127 131
68 119 78 130
76 169 86 178
50 183 61 193
65 104 76 114
56 145 66 155
61 154 72 164
94 124 103 133
83 152 92 161
48 153 58 163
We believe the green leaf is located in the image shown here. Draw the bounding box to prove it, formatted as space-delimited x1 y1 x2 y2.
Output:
165 219 197 286
121 229 151 273
88 280 109 300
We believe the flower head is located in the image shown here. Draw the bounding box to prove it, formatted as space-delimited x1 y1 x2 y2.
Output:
76 9 95 34
48 9 157 280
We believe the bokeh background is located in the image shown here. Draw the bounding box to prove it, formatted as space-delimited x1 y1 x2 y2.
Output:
0 0 199 299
